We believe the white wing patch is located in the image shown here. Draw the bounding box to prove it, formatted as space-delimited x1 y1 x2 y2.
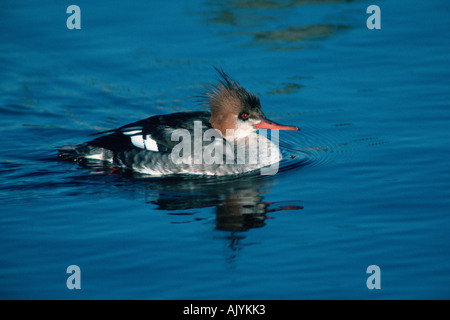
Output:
122 128 158 152
122 129 142 136
130 135 146 149
128 133 158 152
143 135 159 151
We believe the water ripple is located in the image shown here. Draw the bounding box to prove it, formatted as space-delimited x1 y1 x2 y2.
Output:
278 124 387 171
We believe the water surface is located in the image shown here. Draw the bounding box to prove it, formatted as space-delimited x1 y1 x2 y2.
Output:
1 0 450 299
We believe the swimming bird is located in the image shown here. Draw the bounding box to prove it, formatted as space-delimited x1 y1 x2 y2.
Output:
58 69 300 176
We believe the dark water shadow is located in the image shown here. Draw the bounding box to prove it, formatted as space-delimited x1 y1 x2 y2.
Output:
200 0 359 51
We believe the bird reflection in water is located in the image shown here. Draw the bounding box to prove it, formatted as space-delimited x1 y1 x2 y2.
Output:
125 172 303 232
64 163 303 259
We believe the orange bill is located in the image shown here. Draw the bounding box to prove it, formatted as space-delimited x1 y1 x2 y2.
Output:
255 119 300 131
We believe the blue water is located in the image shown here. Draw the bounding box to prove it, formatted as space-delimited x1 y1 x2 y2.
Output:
1 0 450 299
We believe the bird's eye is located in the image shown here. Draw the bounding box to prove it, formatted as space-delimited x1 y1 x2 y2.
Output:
240 112 249 120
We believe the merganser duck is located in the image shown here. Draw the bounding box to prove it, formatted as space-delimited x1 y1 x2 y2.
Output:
59 69 300 176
